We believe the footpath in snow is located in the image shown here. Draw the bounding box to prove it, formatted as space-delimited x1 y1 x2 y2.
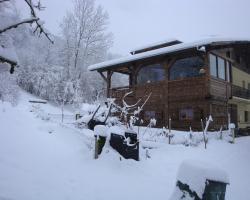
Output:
0 91 250 200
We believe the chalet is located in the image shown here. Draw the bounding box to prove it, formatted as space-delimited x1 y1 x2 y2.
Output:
88 37 250 131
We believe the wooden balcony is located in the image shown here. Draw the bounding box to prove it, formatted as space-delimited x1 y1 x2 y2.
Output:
232 85 250 99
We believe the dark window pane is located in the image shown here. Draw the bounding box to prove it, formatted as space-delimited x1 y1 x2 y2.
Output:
218 57 226 80
245 111 248 122
169 56 204 80
179 108 193 120
144 111 156 121
209 54 217 77
137 63 165 84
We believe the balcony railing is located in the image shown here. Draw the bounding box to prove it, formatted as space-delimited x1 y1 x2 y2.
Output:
232 85 250 99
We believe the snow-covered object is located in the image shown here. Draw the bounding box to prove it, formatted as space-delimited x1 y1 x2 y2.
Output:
150 118 157 127
229 123 235 129
176 160 229 198
0 41 18 64
88 37 250 71
106 125 125 137
94 125 108 137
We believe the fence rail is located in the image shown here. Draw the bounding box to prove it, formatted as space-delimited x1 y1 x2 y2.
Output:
232 85 250 99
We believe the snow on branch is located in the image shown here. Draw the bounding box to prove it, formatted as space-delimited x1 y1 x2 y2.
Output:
0 17 39 34
0 0 53 44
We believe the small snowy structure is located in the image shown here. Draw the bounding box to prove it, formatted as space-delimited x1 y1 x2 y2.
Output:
170 160 229 200
94 125 108 137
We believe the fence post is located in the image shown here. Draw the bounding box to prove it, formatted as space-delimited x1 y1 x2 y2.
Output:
94 135 99 159
168 118 171 144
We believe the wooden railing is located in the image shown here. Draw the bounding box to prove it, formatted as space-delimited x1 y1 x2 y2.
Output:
232 85 250 99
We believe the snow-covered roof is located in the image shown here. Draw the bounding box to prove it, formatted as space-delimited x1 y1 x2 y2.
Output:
88 37 250 71
177 160 229 198
130 38 181 54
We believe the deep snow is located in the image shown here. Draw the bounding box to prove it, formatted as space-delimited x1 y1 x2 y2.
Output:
0 91 250 200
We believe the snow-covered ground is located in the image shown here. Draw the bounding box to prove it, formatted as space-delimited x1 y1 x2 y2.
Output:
0 91 250 200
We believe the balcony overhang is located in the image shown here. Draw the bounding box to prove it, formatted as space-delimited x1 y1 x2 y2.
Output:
229 96 250 104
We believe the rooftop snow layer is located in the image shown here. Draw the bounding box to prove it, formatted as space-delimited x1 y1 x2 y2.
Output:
177 160 229 198
88 37 250 71
130 38 181 53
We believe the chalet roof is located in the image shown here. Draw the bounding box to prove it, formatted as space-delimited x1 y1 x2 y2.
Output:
130 38 182 55
88 37 250 71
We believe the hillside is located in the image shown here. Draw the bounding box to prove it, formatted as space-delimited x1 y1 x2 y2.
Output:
0 91 250 200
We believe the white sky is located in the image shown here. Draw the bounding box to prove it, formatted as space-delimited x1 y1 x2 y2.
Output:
17 0 250 55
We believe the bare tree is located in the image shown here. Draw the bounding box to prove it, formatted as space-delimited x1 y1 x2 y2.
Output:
60 0 113 78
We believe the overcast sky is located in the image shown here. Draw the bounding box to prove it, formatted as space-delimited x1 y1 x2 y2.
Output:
18 0 250 55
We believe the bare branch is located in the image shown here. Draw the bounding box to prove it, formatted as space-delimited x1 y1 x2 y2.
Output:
0 55 17 66
0 56 17 74
0 18 39 34
0 0 10 3
122 91 142 109
24 0 54 43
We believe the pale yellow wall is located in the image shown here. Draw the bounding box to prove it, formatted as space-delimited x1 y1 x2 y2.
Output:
237 102 250 128
232 66 250 88
229 98 250 128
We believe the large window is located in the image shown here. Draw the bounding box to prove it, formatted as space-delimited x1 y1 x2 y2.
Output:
209 53 230 81
169 56 204 80
218 57 226 80
137 63 165 84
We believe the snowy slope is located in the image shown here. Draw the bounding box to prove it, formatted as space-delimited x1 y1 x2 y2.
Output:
0 91 250 200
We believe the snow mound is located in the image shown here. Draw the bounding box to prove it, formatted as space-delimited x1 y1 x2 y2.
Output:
176 160 229 198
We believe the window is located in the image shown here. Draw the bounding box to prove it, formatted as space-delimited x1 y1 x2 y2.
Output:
209 53 230 81
137 63 165 84
111 72 129 88
217 57 226 80
179 108 194 120
209 54 217 77
169 56 204 80
244 111 249 122
248 83 250 90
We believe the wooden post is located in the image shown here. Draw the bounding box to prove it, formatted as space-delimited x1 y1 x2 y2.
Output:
201 119 207 149
94 135 99 159
107 70 113 98
168 118 171 144
228 113 231 130
232 128 235 144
